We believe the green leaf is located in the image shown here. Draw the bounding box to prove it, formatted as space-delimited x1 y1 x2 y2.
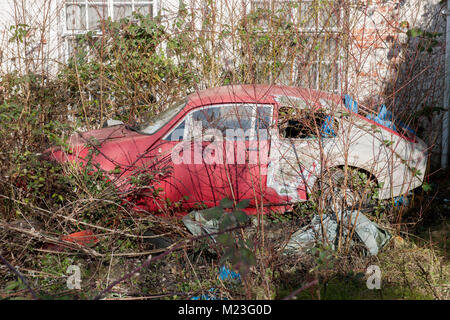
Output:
221 212 234 229
233 210 249 224
407 28 423 38
220 197 234 209
422 182 432 192
5 280 20 292
216 233 233 246
202 207 223 220
236 199 250 209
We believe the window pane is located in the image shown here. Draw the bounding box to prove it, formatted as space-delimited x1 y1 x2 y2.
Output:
300 1 315 29
319 1 339 29
297 62 318 89
274 1 293 23
251 0 268 11
192 105 254 136
318 62 339 91
114 4 133 20
88 4 108 30
223 105 253 131
66 4 86 30
319 63 332 90
256 106 272 140
135 4 153 16
165 120 185 141
325 37 337 58
139 100 187 135
315 37 336 61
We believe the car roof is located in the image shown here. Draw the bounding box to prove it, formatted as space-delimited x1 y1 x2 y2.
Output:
187 84 336 108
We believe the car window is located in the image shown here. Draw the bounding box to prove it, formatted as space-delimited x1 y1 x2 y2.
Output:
189 104 256 142
255 106 273 140
164 104 273 141
164 120 185 141
256 106 273 130
278 106 337 139
139 99 187 135
192 104 254 134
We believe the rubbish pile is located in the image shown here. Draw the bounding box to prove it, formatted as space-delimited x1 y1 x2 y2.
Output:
182 210 221 243
284 210 391 256
182 206 392 299
183 208 391 256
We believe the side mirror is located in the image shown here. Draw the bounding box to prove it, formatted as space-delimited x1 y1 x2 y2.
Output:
103 119 124 128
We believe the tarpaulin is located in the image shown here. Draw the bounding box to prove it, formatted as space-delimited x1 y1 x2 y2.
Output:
284 210 391 256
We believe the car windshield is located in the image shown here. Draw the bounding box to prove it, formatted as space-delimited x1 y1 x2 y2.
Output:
138 99 187 135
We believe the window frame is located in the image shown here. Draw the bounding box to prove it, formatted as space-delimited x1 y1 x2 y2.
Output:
62 0 157 60
162 103 275 142
249 0 343 92
275 96 338 141
250 0 341 33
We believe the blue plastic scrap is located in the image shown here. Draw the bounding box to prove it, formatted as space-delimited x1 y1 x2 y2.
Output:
378 104 390 120
344 95 416 136
370 105 397 131
393 192 411 208
218 265 241 282
343 94 358 113
396 118 416 136
190 288 219 300
366 105 397 131
367 104 415 135
321 115 336 137
190 266 241 300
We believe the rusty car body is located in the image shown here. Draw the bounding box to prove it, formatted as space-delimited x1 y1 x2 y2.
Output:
46 85 428 214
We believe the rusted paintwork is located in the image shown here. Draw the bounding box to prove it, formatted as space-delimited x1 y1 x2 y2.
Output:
44 85 428 215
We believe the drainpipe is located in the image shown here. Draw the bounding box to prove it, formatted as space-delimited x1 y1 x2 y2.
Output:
442 0 450 168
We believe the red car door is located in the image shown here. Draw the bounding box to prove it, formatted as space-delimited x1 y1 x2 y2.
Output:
188 103 273 208
224 105 273 208
155 103 274 211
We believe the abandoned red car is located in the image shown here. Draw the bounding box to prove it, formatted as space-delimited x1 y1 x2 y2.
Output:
46 85 428 214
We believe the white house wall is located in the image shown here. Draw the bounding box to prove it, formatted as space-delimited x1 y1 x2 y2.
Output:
0 0 445 162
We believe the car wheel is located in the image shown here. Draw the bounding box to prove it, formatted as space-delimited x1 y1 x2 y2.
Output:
143 229 173 249
314 168 377 213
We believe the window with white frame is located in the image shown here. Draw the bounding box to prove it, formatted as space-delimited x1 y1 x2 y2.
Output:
64 0 157 58
250 0 342 91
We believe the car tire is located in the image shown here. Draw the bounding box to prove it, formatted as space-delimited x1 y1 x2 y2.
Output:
314 168 377 213
143 229 173 249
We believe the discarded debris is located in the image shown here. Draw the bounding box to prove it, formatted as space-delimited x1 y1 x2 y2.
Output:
344 94 416 135
43 230 99 252
284 210 391 256
182 210 220 242
183 207 391 257
218 265 241 282
190 266 241 300
393 193 410 208
190 288 220 300
60 230 99 247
